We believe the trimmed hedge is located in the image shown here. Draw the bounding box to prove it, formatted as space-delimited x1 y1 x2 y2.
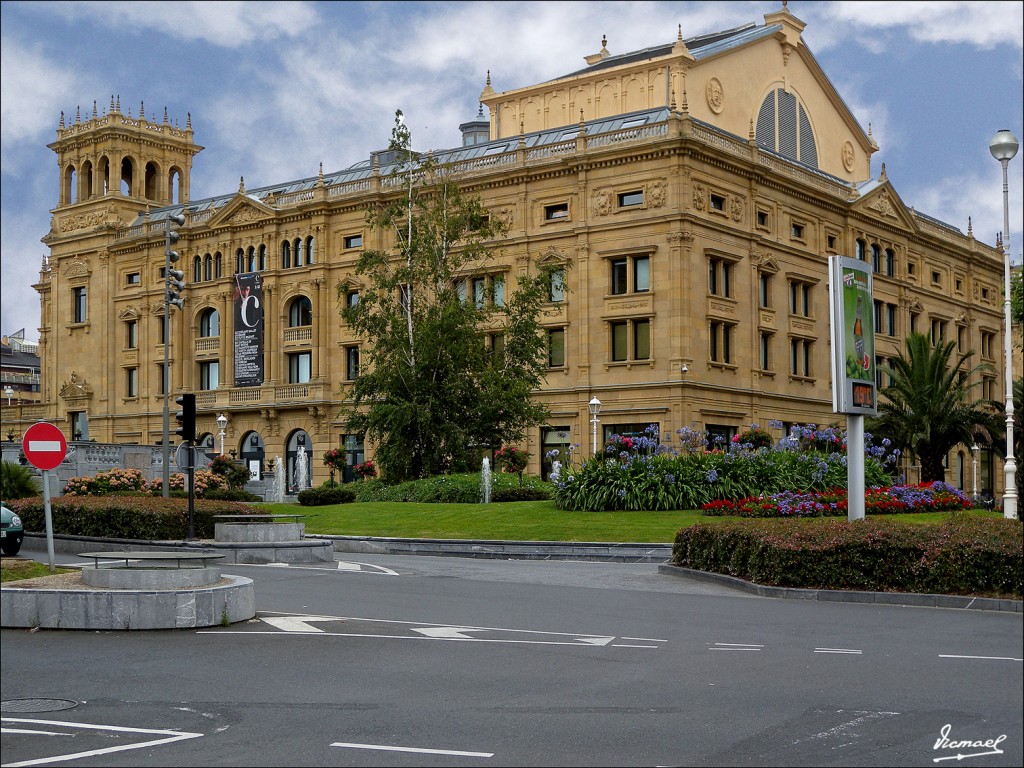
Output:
351 473 551 504
297 486 356 506
7 495 266 540
673 516 1023 597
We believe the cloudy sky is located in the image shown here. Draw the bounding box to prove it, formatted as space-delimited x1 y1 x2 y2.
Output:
2 0 1022 344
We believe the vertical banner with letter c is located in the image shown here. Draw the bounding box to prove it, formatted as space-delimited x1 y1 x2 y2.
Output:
233 272 264 388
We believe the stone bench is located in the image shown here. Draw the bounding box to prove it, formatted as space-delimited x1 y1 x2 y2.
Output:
213 514 306 544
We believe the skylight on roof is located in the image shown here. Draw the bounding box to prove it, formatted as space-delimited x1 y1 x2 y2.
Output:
620 117 648 129
483 144 510 155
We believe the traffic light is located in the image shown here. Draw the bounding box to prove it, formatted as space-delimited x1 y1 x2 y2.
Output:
175 393 196 443
165 212 186 311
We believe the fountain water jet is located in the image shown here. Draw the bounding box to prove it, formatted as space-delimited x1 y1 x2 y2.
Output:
271 456 285 503
480 457 492 503
293 446 309 491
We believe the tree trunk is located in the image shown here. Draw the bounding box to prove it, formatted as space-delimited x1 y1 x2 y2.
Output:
920 454 947 484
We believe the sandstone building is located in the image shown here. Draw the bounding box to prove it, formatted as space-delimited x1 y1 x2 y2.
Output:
23 5 1012 494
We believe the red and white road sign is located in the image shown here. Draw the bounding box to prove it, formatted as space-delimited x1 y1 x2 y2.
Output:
22 422 68 470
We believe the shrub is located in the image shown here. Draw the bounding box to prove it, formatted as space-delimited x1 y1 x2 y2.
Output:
146 469 227 498
672 517 1022 597
494 446 528 474
207 455 252 489
8 495 263 540
1 461 38 500
297 486 355 506
352 460 377 480
491 486 551 502
63 467 147 496
350 472 550 504
732 425 773 450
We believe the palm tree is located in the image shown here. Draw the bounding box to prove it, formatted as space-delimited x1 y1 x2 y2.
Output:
869 332 1003 483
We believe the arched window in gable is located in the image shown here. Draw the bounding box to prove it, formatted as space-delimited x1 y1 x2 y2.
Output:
215 252 223 279
755 88 818 169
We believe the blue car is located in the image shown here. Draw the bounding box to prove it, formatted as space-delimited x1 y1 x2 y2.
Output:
1 503 24 556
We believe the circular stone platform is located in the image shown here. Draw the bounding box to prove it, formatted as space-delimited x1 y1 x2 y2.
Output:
0 572 255 630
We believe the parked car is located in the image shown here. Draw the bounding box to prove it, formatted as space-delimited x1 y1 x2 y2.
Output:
1 503 24 556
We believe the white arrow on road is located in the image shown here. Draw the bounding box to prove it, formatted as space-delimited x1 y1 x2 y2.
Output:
261 616 339 633
412 627 488 639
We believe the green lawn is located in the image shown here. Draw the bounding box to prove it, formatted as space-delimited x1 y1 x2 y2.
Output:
255 500 1003 542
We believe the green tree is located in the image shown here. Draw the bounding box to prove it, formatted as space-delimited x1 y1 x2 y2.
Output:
339 110 558 482
868 332 1002 482
1011 265 1023 326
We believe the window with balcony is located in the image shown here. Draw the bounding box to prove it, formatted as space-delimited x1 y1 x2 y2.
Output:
200 361 220 390
289 296 313 327
200 308 220 338
288 352 312 384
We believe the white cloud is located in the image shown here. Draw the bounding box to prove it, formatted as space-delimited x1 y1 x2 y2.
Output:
40 0 321 47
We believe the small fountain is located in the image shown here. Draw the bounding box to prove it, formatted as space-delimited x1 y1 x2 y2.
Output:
480 457 492 503
293 446 309 491
271 456 285 503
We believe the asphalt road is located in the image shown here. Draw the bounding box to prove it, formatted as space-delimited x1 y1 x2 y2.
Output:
2 547 1021 767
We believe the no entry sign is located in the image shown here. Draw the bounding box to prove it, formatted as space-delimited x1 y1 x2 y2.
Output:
22 422 68 470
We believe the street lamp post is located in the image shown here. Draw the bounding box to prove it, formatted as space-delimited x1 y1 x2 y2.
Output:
588 397 601 457
3 385 13 406
972 443 980 503
216 413 228 456
989 129 1019 520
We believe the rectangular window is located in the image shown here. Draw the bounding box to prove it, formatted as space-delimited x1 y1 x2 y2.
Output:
791 222 805 240
345 346 359 380
126 367 137 398
488 333 505 365
472 277 486 308
910 312 919 333
886 304 897 337
611 259 628 295
633 256 650 292
611 321 628 362
790 338 812 377
930 319 946 344
957 325 966 352
871 244 881 273
789 280 811 317
69 411 88 442
759 273 772 308
200 361 220 390
346 290 360 308
634 319 650 360
827 234 837 251
126 272 141 285
981 331 995 358
709 321 734 364
708 258 732 297
156 363 166 396
618 190 643 207
288 352 312 384
885 249 895 277
492 275 505 308
126 320 138 349
760 332 772 370
73 286 87 323
159 315 169 345
710 193 725 211
547 328 565 368
548 268 565 302
343 234 363 249
757 210 769 228
874 300 883 332
706 423 737 449
544 202 569 221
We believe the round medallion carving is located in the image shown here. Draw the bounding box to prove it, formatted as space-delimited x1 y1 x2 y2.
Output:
842 141 855 172
705 78 724 114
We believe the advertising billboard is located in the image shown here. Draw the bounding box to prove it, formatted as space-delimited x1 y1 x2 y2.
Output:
233 272 264 388
829 256 877 416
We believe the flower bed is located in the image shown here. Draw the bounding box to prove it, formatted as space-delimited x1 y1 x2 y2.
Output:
701 482 971 518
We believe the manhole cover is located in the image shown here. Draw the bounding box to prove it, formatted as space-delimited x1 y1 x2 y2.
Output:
1 698 79 713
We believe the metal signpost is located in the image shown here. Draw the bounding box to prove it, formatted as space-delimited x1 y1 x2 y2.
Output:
22 422 68 570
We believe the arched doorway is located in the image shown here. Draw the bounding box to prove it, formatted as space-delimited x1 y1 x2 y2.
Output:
240 431 265 481
286 430 312 493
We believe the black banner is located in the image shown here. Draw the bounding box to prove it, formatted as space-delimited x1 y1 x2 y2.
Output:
233 273 264 387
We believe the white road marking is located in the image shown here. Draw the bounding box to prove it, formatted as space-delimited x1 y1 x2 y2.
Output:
0 718 202 767
0 728 73 737
710 642 763 651
611 644 660 649
260 616 339 633
412 627 488 640
337 561 400 575
815 648 863 654
621 636 667 642
331 741 492 757
939 654 1023 662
